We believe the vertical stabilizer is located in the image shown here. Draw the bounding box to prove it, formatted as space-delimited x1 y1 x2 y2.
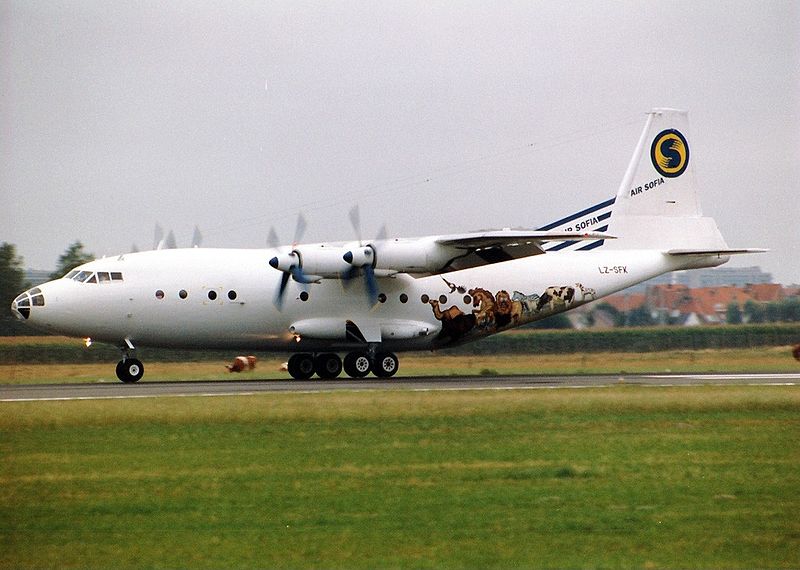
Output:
605 108 728 251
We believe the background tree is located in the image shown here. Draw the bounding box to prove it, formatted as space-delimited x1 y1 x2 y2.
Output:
0 243 28 335
527 312 573 329
726 302 743 325
624 305 657 327
49 241 95 279
743 299 765 323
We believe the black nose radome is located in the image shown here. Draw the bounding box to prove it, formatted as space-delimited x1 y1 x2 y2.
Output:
269 257 279 269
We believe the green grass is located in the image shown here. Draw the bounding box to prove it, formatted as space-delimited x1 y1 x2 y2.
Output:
2 386 799 568
2 346 798 384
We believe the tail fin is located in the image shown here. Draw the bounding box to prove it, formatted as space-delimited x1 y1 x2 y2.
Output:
604 108 729 251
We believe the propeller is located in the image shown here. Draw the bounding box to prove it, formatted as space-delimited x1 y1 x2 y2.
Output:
342 205 383 305
269 214 311 309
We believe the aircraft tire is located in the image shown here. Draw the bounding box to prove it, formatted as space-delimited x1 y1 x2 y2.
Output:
314 353 342 379
288 353 315 380
344 352 371 378
372 352 399 378
116 358 144 383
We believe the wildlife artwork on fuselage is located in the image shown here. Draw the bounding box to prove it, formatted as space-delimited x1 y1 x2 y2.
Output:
427 278 597 343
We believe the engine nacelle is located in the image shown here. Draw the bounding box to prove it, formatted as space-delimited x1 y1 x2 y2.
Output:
270 246 358 279
295 246 353 278
371 239 459 274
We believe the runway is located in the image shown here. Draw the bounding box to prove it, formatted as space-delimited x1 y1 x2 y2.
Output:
2 373 799 402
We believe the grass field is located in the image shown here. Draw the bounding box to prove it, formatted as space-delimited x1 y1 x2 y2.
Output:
1 345 798 384
2 386 799 568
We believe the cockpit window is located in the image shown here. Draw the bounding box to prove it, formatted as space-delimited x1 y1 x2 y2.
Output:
70 271 124 283
65 270 79 279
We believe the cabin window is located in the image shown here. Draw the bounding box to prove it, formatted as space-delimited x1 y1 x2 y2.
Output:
227 290 237 301
179 290 188 299
378 293 387 303
208 291 218 301
421 294 430 304
299 291 309 302
155 290 165 300
399 293 408 303
439 295 447 304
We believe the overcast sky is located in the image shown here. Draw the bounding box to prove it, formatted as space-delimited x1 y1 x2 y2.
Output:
2 1 798 283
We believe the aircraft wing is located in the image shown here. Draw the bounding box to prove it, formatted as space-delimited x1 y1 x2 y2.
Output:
432 230 613 271
437 230 611 250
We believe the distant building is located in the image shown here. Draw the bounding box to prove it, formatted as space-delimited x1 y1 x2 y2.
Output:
624 266 773 293
24 269 52 287
597 281 797 327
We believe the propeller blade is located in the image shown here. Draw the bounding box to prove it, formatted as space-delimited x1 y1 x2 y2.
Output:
293 213 307 246
364 264 379 306
191 226 203 248
274 271 291 309
267 227 280 249
348 205 362 244
375 224 387 243
153 223 164 250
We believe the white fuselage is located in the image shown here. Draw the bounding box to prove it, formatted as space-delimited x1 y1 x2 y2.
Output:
18 247 723 353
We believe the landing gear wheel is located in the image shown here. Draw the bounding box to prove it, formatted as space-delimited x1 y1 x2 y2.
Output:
344 352 371 378
372 352 399 378
116 358 144 383
314 353 342 379
287 353 315 380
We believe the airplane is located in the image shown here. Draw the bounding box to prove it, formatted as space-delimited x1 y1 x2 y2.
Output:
11 108 763 382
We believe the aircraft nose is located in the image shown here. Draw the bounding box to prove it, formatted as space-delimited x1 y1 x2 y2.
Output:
10 287 46 321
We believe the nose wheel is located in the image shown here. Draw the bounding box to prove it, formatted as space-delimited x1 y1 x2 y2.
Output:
116 358 144 383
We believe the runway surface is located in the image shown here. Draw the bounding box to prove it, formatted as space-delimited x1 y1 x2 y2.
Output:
2 373 799 402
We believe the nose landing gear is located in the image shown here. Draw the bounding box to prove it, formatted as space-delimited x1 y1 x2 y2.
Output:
116 358 145 383
116 338 144 383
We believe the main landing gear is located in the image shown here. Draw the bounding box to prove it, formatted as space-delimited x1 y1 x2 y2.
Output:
287 351 399 380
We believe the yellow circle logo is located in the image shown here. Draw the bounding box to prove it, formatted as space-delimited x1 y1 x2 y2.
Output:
650 129 689 178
